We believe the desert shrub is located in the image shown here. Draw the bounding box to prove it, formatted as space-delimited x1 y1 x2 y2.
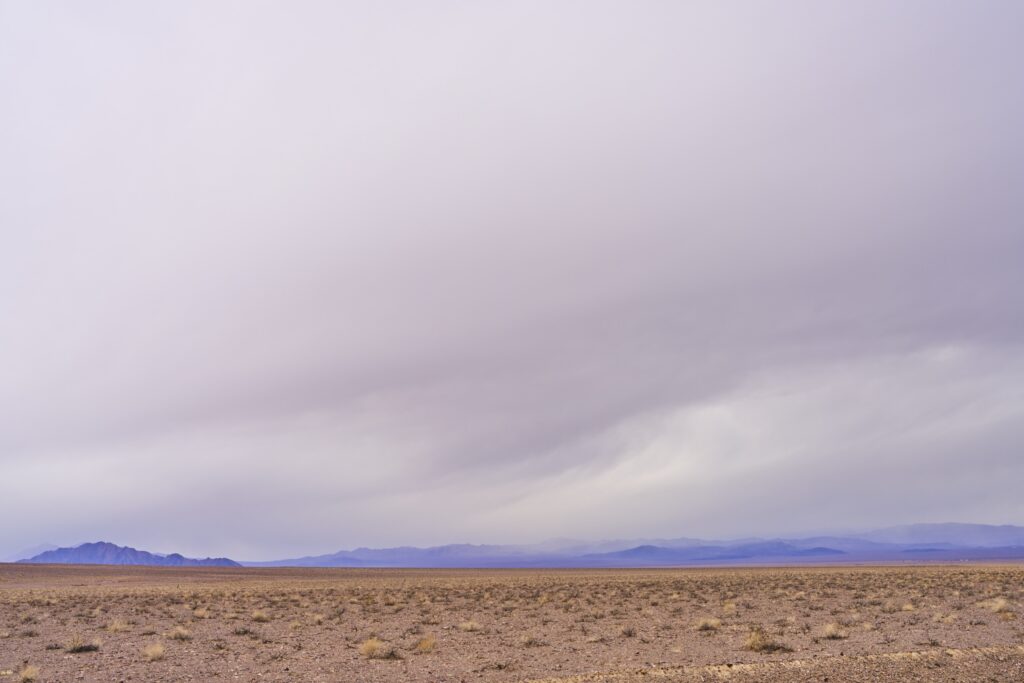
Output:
823 622 847 640
66 635 101 653
744 627 792 653
143 643 166 661
359 637 401 659
978 598 1011 613
18 665 40 682
167 626 192 641
106 619 130 632
414 634 436 653
695 617 721 632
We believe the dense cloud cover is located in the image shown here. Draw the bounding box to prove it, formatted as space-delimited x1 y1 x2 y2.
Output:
2 1 1023 560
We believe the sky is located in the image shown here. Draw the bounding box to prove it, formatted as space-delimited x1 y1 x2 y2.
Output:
1 1 1023 561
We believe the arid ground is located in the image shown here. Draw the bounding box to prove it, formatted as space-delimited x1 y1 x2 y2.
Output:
1 564 1022 682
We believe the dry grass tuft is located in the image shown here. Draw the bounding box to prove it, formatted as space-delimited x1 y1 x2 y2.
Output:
414 634 436 653
106 619 130 632
620 625 637 638
167 626 192 641
978 597 1011 613
66 635 102 653
457 620 482 632
193 607 210 619
252 610 271 622
143 643 166 661
18 665 40 683
695 617 721 632
360 637 401 659
823 622 847 640
744 627 792 653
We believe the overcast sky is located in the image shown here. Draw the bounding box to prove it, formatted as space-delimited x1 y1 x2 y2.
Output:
2 1 1023 561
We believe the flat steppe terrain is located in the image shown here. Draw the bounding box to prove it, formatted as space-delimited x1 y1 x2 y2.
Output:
1 564 1022 682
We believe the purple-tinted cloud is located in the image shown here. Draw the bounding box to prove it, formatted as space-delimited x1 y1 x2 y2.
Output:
1 1 1022 559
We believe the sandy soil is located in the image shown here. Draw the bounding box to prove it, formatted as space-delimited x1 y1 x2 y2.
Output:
1 564 1021 682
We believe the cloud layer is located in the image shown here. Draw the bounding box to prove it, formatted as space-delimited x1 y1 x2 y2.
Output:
2 1 1023 559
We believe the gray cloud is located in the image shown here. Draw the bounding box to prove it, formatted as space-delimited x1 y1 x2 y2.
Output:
1 1 1023 559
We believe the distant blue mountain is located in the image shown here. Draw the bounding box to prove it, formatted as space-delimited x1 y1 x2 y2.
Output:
19 541 240 567
856 523 1024 547
575 542 845 567
12 524 1024 569
245 523 1024 568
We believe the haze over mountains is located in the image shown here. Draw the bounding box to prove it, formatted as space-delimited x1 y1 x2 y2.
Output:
12 524 1024 568
245 523 1024 568
1 543 57 563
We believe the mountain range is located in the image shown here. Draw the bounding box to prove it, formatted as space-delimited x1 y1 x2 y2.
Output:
10 524 1024 568
17 541 240 567
245 523 1024 568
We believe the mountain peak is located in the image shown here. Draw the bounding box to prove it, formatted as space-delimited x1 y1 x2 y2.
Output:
19 542 240 567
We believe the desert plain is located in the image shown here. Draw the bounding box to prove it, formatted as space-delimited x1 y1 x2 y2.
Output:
1 563 1022 682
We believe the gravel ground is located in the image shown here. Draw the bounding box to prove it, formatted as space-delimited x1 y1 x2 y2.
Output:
1 564 1022 682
